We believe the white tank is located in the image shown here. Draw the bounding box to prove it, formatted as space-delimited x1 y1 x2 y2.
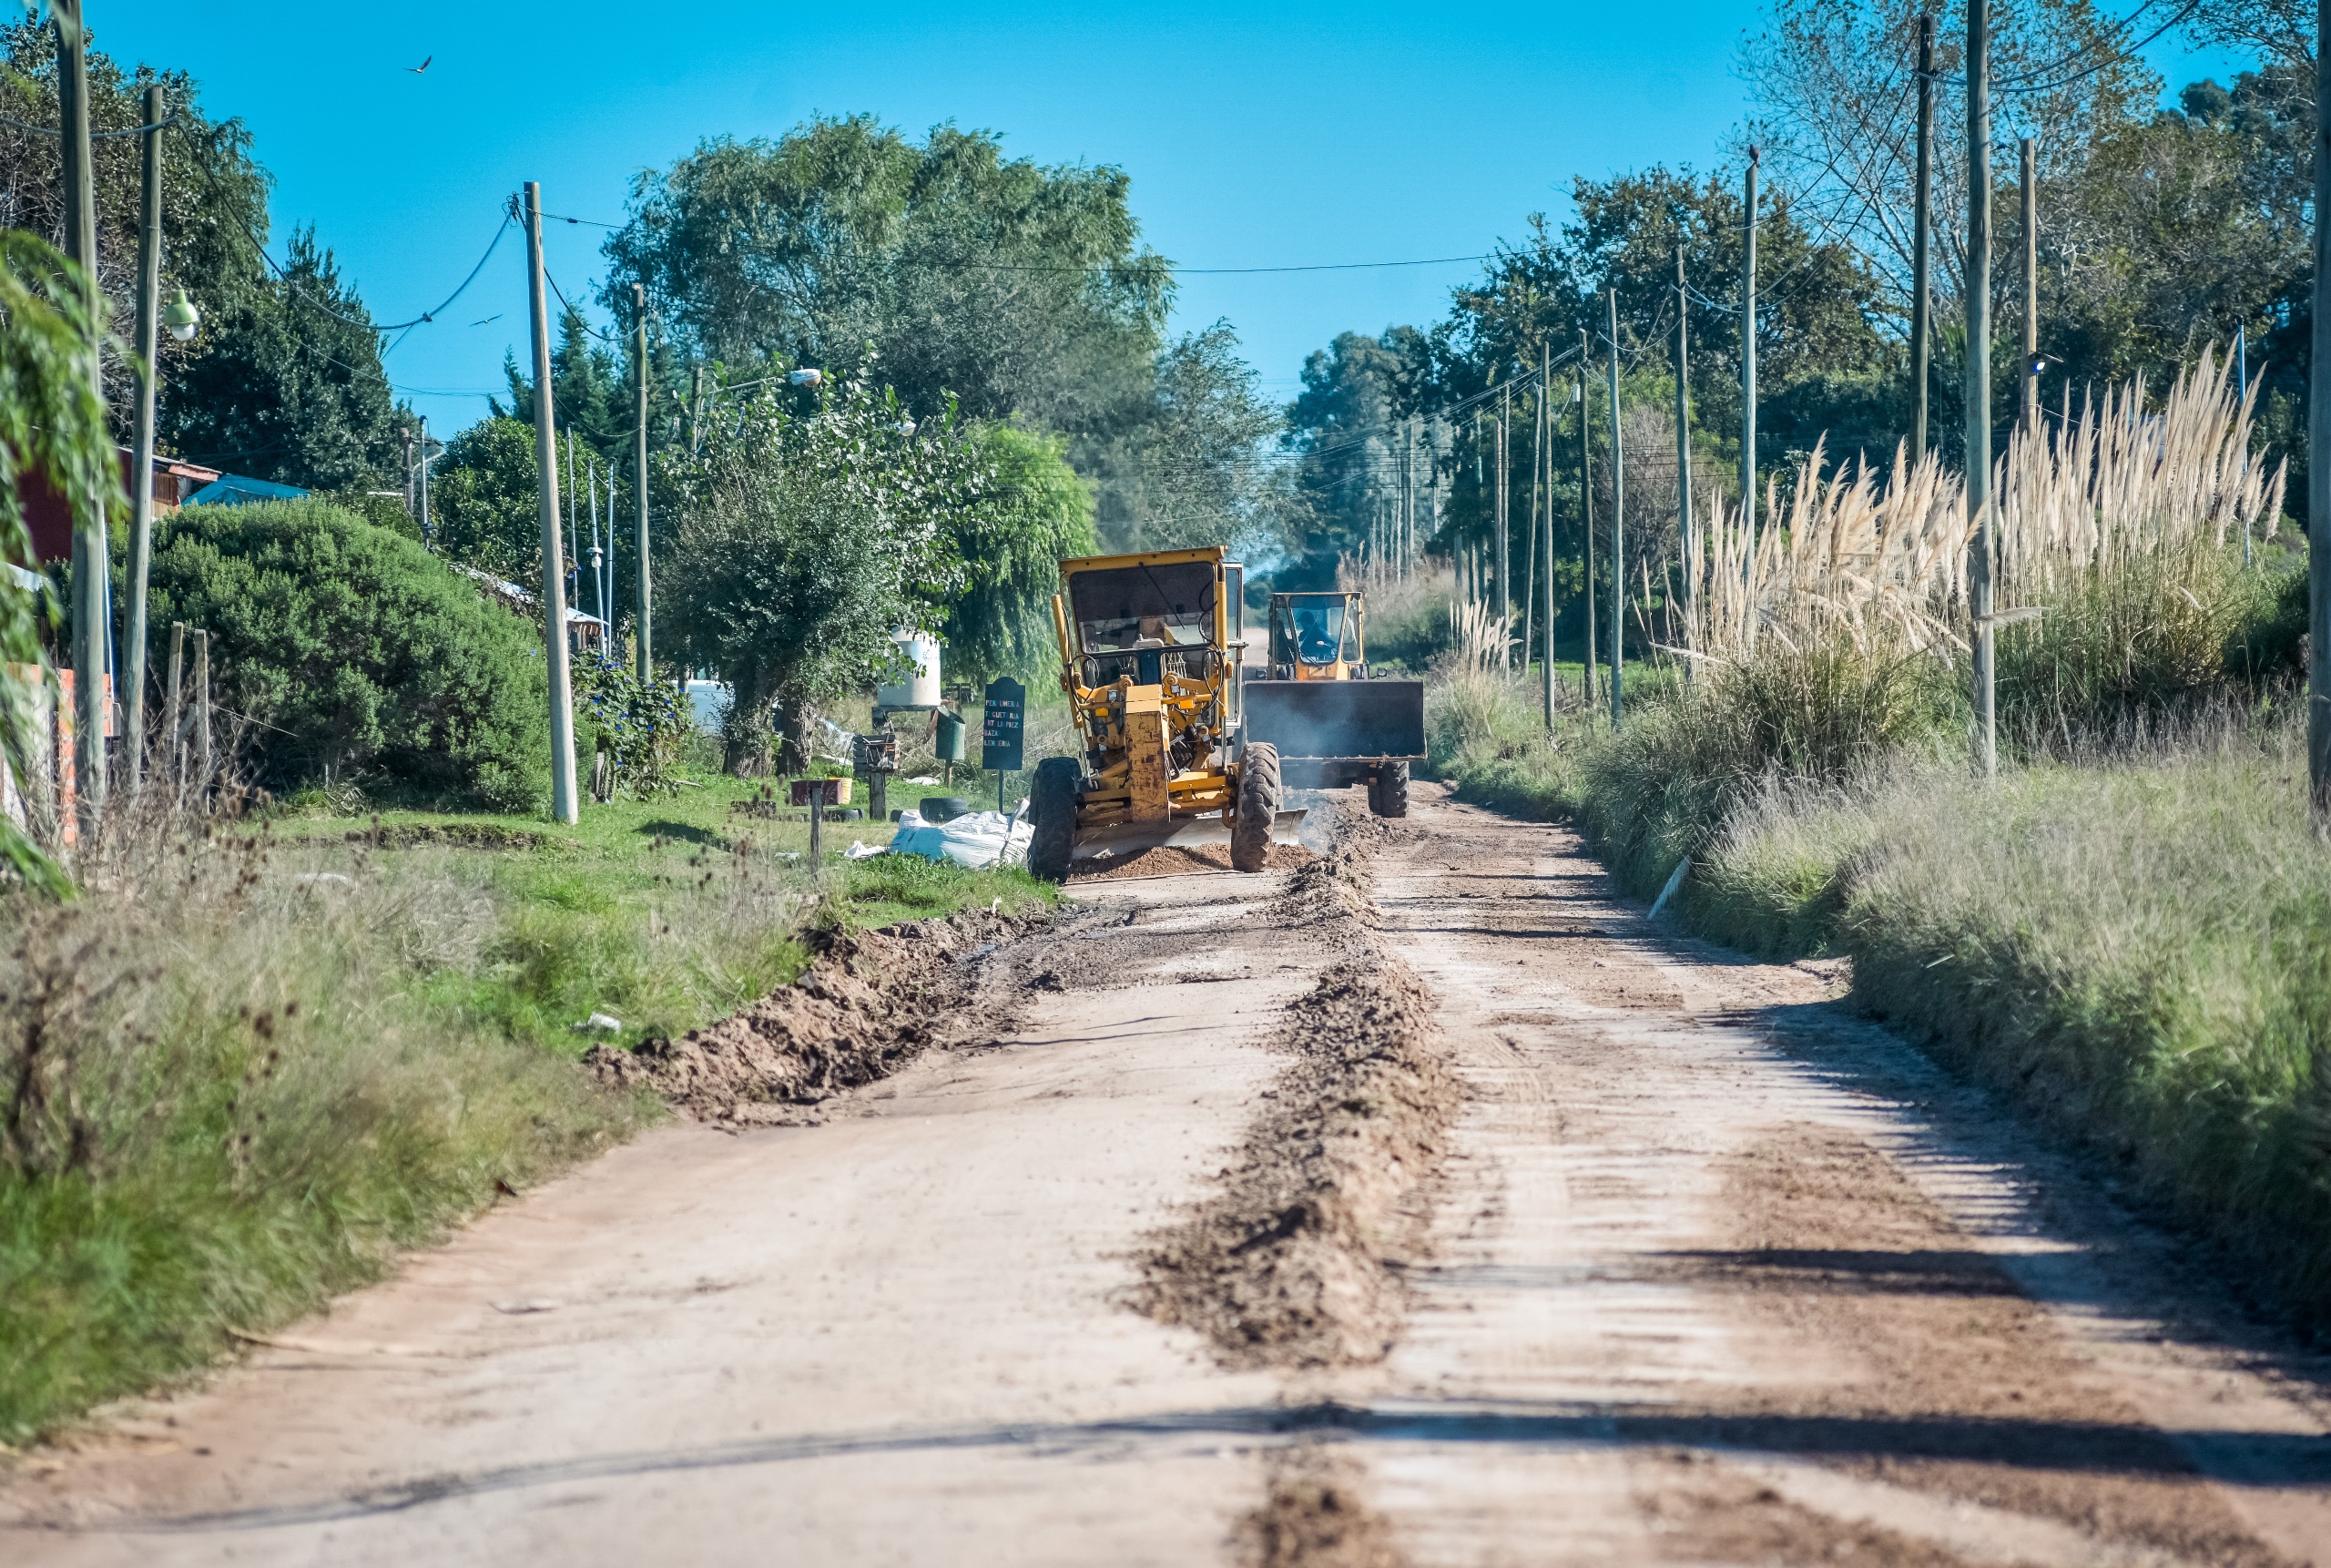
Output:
878 630 942 708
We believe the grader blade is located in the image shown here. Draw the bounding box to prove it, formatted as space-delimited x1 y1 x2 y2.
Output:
1069 808 1307 862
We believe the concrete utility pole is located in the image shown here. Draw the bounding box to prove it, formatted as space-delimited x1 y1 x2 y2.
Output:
632 286 653 681
2021 136 2040 436
2239 321 2253 569
524 183 581 824
2310 0 2331 813
1675 246 1695 644
401 427 417 517
1522 373 1539 667
125 83 165 796
55 1 105 830
1608 290 1626 728
1913 13 1936 458
1968 0 1998 779
1542 339 1557 728
1580 329 1597 708
1496 379 1512 665
1741 148 1760 567
419 415 434 547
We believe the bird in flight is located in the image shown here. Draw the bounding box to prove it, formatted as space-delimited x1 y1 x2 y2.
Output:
469 314 501 327
408 56 432 74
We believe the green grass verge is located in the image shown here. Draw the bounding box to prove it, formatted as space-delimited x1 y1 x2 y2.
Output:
0 770 1051 1444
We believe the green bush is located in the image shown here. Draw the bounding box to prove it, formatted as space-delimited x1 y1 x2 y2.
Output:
141 499 550 809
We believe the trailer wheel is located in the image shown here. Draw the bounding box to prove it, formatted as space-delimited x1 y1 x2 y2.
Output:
1369 759 1410 819
1029 758 1079 882
1231 743 1280 872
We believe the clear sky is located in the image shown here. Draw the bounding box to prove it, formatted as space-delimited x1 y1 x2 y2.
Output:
66 1 2246 437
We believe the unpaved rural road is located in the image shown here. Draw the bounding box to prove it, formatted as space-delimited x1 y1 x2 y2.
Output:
6 788 2331 1565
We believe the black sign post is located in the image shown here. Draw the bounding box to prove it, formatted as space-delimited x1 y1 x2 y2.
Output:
982 677 1025 814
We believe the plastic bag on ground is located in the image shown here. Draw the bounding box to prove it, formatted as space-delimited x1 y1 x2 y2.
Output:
885 805 1032 869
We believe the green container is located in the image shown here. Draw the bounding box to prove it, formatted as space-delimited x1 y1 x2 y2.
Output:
934 709 967 764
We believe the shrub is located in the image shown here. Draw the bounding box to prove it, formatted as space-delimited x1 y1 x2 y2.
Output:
140 498 549 809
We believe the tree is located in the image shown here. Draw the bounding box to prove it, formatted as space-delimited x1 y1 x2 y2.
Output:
1076 321 1294 557
1 20 402 489
604 117 1169 437
942 425 1096 683
140 499 550 809
1280 326 1436 573
657 372 991 771
492 305 628 461
427 417 545 581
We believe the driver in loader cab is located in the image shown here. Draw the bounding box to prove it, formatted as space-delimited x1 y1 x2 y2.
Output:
1295 606 1337 665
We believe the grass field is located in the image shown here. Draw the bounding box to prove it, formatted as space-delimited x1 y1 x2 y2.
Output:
0 765 1051 1445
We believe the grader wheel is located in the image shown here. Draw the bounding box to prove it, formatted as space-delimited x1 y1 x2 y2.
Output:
1231 743 1281 872
1028 758 1079 882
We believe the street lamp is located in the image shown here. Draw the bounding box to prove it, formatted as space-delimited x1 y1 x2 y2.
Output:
163 287 200 342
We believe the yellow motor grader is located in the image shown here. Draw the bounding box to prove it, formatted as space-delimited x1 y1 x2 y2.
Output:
1027 546 1302 880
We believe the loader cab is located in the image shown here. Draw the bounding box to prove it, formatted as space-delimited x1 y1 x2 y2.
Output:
1268 592 1365 681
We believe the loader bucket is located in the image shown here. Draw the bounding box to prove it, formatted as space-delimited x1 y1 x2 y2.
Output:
1241 678 1426 762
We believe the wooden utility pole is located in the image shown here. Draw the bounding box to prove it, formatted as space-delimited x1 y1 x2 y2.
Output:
419 415 433 546
1967 0 1998 778
524 183 582 824
634 285 653 681
55 2 105 830
1541 339 1557 727
125 83 165 796
1496 380 1512 665
1607 290 1626 727
1580 329 1597 708
1675 246 1695 643
2021 136 2040 435
1913 13 1936 457
1741 148 1760 565
2311 0 2331 813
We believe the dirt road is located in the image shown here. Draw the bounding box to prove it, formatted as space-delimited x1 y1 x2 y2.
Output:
5 787 2329 1565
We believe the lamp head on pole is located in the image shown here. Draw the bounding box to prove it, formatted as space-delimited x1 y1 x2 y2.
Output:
163 287 200 342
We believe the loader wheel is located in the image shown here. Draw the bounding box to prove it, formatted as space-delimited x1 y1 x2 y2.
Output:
1029 758 1079 882
1231 743 1280 872
1369 759 1410 819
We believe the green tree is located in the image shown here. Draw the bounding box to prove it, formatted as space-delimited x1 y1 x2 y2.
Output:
657 372 992 771
492 305 629 460
603 116 1170 437
1 20 402 489
943 424 1096 683
142 499 550 809
427 417 545 580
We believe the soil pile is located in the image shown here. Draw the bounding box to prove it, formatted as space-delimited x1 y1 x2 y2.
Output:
1071 842 1316 881
1134 818 1460 1368
584 910 1042 1125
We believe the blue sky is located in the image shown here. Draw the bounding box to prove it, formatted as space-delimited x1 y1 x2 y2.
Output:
66 2 2248 436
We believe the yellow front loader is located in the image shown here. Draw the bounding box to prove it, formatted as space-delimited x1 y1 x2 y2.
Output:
1025 546 1302 880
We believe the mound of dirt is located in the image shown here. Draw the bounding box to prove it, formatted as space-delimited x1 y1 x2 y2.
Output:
1132 816 1461 1369
583 910 1043 1125
1071 841 1316 881
341 822 554 851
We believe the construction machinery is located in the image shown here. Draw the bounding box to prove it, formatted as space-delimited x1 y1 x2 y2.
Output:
1243 590 1425 818
1027 546 1302 880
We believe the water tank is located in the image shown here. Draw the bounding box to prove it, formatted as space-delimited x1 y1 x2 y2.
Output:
877 630 942 708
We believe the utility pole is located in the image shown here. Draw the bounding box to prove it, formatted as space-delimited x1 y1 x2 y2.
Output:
56 1 105 831
2239 321 2252 569
1741 147 1760 566
1541 338 1556 727
1968 0 1997 779
1913 13 1936 457
524 183 581 825
1608 290 1626 728
1580 329 1597 708
125 82 164 796
1675 246 1695 647
1522 373 1539 667
2311 0 2331 814
419 415 433 547
633 284 654 681
2021 136 2040 437
1496 380 1512 664
401 426 417 517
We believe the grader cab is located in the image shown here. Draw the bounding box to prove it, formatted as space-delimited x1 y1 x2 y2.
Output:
1025 547 1301 881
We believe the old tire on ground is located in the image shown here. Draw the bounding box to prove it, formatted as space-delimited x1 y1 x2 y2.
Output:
1028 758 1079 882
1231 743 1280 873
1370 759 1410 819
